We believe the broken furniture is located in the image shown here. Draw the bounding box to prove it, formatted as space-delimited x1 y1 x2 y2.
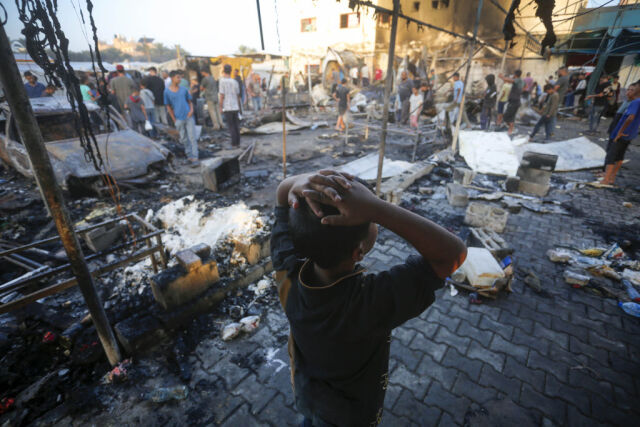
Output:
0 214 167 314
516 151 558 197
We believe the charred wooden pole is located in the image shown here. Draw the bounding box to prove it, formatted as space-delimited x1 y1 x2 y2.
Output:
451 0 484 153
500 40 508 74
0 24 122 366
281 75 287 177
375 0 400 196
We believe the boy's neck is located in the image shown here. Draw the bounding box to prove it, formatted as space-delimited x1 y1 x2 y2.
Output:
311 261 356 286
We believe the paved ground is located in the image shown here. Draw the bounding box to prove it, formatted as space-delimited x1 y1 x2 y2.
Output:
39 117 640 426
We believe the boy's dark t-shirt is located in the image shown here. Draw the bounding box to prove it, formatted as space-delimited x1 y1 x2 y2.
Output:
270 206 444 426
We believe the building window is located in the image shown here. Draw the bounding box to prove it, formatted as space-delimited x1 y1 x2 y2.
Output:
340 12 360 29
378 12 390 26
432 0 450 8
301 17 316 32
413 1 420 11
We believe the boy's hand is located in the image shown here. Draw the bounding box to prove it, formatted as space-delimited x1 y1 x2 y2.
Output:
278 171 354 216
304 179 382 226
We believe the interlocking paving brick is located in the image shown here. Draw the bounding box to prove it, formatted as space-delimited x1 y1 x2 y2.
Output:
478 315 514 341
498 310 534 335
403 316 439 339
568 336 608 364
392 389 442 425
549 316 589 343
544 374 590 417
424 381 471 425
220 404 259 426
390 364 432 401
232 374 278 415
568 370 614 404
417 354 460 391
410 331 449 363
490 334 529 364
442 347 483 382
392 326 416 347
452 372 499 404
467 340 505 372
503 356 545 392
533 322 569 350
587 329 627 355
520 384 567 423
478 364 522 399
511 328 551 356
434 324 471 354
457 320 494 347
527 349 569 382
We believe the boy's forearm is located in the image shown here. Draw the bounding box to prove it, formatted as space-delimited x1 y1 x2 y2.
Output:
371 201 467 278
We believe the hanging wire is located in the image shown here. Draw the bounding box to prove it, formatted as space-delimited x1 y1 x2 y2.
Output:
1 2 8 25
274 0 281 52
14 0 104 170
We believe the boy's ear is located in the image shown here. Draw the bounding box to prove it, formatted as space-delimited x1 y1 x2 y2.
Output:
352 245 365 263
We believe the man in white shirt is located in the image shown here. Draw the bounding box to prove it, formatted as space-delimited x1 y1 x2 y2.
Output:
219 64 242 147
349 66 359 87
361 64 370 87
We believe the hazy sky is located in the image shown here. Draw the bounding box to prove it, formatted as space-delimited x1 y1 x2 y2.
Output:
3 0 618 57
4 0 296 56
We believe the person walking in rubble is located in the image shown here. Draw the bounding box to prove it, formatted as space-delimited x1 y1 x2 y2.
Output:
164 70 199 166
495 78 512 128
446 72 471 130
498 69 524 136
124 88 149 135
409 86 423 130
200 68 223 130
528 84 559 142
219 64 242 147
601 81 640 186
143 67 168 125
109 65 136 115
247 73 264 114
333 78 350 132
139 81 156 137
398 71 413 125
480 74 497 130
585 74 610 134
23 71 46 98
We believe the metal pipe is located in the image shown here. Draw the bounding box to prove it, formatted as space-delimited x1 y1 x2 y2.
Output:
282 75 287 178
256 0 265 51
375 0 400 196
0 23 121 365
452 0 484 153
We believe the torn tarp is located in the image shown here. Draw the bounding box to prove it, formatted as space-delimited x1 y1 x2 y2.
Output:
459 131 606 176
338 153 413 181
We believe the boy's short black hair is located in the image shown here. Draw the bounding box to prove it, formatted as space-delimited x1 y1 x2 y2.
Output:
169 70 180 78
543 83 553 91
289 200 371 269
514 69 522 77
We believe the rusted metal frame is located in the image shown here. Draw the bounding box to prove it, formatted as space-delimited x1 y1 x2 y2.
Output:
0 24 121 365
3 252 44 270
375 0 400 196
0 214 135 258
0 229 163 296
0 246 159 315
131 213 167 268
412 131 422 163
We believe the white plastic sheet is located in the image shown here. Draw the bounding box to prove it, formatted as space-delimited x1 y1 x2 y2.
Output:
338 153 413 181
459 131 606 176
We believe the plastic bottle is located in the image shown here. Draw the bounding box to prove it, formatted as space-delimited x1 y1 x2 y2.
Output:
621 280 640 303
618 302 640 318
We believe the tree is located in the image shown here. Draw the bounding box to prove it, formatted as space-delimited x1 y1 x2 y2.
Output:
237 45 257 54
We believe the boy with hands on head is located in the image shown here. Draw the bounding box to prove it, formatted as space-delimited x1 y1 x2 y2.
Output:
271 170 467 426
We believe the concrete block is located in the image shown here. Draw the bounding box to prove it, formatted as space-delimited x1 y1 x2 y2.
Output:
518 180 550 197
151 260 220 310
516 167 552 186
175 249 202 272
469 227 513 258
202 157 240 192
190 243 211 259
446 183 469 207
233 232 270 265
464 202 509 233
504 176 520 193
114 315 166 354
83 223 124 253
453 167 475 185
520 151 558 171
